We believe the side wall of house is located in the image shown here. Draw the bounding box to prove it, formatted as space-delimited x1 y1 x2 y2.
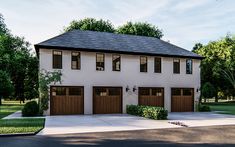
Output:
39 49 201 115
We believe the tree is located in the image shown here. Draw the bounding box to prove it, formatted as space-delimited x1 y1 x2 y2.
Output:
0 70 14 105
201 82 216 102
39 70 62 115
0 14 8 35
192 43 203 52
64 18 115 33
117 22 163 39
194 35 235 102
0 14 38 102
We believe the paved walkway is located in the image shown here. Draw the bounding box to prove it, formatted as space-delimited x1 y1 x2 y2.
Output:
38 114 179 135
39 112 235 135
3 111 44 119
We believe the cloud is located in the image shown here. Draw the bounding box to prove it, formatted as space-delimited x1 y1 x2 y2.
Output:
0 0 235 50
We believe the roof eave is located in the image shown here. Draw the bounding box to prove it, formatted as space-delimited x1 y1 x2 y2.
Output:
34 44 204 60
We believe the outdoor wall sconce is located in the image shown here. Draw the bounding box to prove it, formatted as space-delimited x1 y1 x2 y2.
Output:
126 85 130 92
133 86 137 92
196 87 200 92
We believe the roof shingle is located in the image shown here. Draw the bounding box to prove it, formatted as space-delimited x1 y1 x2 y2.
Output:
35 30 203 59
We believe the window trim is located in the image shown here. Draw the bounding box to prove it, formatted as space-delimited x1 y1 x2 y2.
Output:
96 53 105 71
52 50 62 69
71 51 81 70
186 59 193 74
154 57 162 73
140 56 148 72
112 54 121 71
173 59 180 74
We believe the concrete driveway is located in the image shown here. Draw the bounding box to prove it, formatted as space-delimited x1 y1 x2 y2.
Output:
38 112 235 135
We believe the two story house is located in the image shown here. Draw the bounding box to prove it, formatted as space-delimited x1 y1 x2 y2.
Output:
35 30 203 115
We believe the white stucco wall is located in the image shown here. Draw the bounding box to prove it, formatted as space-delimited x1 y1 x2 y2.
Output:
39 49 201 115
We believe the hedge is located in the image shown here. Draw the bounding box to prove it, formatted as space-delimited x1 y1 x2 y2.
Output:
126 105 168 120
22 101 39 117
198 104 211 112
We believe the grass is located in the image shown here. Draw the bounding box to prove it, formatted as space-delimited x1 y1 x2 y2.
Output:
0 101 24 119
0 100 45 135
203 101 235 115
0 118 45 134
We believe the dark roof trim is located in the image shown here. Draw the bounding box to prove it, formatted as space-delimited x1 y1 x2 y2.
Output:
35 45 204 59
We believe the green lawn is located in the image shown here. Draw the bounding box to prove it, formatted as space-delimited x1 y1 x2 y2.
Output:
203 102 235 115
0 118 45 134
0 100 45 134
0 102 24 119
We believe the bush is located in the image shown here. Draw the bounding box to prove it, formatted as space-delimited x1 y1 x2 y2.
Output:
198 104 211 112
22 101 39 116
126 105 168 120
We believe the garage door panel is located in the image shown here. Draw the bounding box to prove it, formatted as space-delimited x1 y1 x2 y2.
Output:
171 88 194 112
93 87 122 114
139 87 164 107
50 86 84 115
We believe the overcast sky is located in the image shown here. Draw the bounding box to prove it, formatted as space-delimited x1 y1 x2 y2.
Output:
1 0 235 51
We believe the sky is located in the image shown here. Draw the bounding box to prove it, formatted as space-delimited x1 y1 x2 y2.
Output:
0 0 235 51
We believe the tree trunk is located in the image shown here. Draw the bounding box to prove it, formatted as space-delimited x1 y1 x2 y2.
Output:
215 96 218 103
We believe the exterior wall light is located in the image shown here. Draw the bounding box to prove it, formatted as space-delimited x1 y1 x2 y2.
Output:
133 86 137 92
126 85 130 92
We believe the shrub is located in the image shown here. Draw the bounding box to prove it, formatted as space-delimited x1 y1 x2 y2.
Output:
126 105 168 120
198 104 211 112
22 101 39 116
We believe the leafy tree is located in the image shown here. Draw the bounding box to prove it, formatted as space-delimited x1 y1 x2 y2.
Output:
193 35 235 102
0 14 8 35
64 18 115 33
117 22 163 39
192 43 203 52
0 70 14 105
0 14 38 102
201 82 216 102
39 70 62 115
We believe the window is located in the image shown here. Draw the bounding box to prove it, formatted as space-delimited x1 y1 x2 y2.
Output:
139 88 150 95
52 87 66 96
53 51 62 69
69 87 82 96
71 52 80 70
172 89 181 96
140 56 147 72
173 59 180 74
95 88 107 96
109 88 121 96
183 89 192 96
152 88 162 96
154 57 161 73
186 59 193 74
112 55 121 71
96 53 105 71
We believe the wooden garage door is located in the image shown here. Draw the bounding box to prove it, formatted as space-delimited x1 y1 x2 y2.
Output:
93 87 122 114
139 87 164 107
171 88 194 112
50 86 84 115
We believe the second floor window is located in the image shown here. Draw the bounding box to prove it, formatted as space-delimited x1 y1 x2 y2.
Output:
140 56 147 72
96 53 105 71
186 59 193 74
173 59 180 74
71 52 80 70
53 50 62 69
112 55 121 71
154 57 161 73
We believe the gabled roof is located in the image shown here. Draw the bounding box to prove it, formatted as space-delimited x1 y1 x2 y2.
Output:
35 30 203 59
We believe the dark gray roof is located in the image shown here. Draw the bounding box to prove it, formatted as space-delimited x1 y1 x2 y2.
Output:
35 30 203 59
